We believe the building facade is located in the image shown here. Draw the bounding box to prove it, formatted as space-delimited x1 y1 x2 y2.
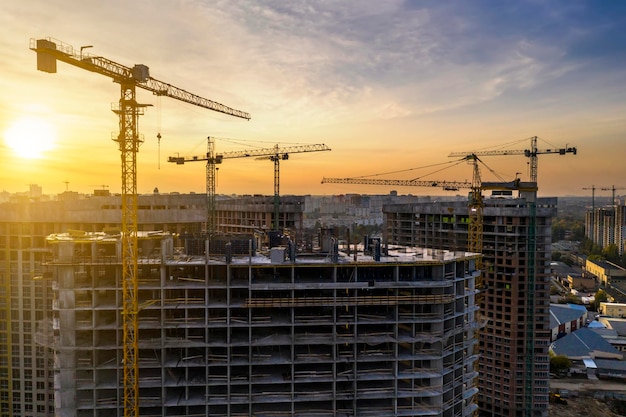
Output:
585 259 626 286
47 231 481 417
216 195 305 240
383 194 556 417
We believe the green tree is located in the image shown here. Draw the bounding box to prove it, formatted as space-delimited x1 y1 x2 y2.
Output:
580 237 603 256
571 223 585 240
552 220 566 241
551 217 585 242
550 354 571 374
602 244 621 265
595 289 608 304
558 293 582 305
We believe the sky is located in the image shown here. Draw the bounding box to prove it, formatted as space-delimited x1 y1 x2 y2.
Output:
1 0 625 198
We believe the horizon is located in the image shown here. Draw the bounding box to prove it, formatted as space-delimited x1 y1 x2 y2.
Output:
2 185 619 202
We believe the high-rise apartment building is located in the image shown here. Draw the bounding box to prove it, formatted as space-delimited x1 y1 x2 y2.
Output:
585 203 626 255
383 192 556 417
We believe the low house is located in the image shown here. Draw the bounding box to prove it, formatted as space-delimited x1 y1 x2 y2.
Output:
598 317 626 353
550 328 623 361
599 302 626 318
550 303 588 341
586 259 626 286
567 273 596 292
589 358 626 380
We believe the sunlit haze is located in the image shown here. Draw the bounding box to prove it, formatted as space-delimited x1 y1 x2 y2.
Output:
1 1 624 197
4 115 57 159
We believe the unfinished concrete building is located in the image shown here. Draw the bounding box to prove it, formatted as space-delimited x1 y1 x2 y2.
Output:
0 192 207 417
383 193 556 417
46 230 480 417
216 195 305 239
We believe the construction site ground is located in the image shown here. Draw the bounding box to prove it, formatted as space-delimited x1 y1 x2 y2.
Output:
549 378 626 417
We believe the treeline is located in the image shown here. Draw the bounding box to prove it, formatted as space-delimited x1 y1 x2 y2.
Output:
551 216 626 268
551 217 585 241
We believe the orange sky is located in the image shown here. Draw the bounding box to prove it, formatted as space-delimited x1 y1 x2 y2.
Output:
1 2 625 198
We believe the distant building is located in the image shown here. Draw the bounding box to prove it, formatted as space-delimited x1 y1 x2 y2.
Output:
592 358 626 379
216 194 305 236
585 203 626 255
598 317 626 353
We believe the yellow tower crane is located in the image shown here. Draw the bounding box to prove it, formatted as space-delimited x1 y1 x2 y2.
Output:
448 135 576 183
30 37 250 417
170 137 330 234
322 154 534 260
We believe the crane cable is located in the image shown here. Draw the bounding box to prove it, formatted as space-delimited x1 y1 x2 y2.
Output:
157 95 162 169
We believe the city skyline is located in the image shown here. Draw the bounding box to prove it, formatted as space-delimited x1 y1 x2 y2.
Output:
1 1 625 197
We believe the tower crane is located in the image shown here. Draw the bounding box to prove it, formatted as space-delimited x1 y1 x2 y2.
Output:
448 136 576 183
31 37 250 417
169 138 330 234
582 186 598 241
600 185 626 206
582 186 597 209
322 154 536 261
321 177 473 190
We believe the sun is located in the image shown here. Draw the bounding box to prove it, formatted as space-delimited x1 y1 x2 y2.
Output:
4 116 57 159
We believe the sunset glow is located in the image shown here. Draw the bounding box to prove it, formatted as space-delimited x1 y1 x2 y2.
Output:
0 1 625 196
4 116 57 159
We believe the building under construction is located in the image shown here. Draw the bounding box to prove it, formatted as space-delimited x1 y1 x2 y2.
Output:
383 192 556 417
0 192 208 416
216 195 305 236
46 229 480 417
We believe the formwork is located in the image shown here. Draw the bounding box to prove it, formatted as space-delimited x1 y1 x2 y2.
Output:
46 230 480 417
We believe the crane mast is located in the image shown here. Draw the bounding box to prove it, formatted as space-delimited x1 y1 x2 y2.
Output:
31 37 249 417
170 140 330 234
466 155 484 267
